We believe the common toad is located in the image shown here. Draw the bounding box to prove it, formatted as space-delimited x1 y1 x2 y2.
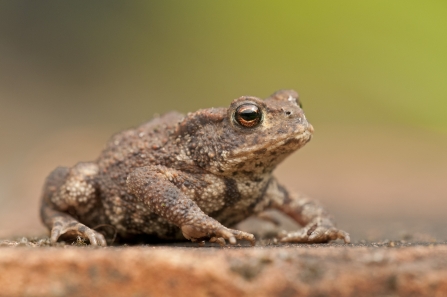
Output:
40 90 350 246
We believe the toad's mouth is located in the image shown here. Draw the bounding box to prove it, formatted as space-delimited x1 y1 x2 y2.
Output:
229 124 314 160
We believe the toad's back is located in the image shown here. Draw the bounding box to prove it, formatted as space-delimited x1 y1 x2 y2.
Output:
96 111 187 190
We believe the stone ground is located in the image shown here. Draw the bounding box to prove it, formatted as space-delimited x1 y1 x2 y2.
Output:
1 236 446 297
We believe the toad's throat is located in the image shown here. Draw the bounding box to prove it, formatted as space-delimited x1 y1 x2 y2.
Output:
229 129 312 160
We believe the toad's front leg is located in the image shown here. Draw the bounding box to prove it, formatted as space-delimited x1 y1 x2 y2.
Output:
127 166 255 246
264 178 350 243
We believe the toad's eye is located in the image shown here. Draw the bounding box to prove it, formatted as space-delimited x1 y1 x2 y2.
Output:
234 104 262 128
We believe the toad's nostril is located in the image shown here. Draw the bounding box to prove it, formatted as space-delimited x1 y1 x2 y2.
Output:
285 111 292 116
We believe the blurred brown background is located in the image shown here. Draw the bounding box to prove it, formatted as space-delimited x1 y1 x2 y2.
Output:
0 1 446 241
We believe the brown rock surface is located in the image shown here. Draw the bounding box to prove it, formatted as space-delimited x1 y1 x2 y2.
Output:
1 242 446 297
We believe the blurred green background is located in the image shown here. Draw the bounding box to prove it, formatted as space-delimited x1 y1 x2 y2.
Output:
0 1 446 240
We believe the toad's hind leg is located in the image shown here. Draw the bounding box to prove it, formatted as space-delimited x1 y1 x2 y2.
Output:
40 163 106 246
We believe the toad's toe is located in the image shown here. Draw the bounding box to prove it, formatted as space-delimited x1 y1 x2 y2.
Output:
50 218 107 246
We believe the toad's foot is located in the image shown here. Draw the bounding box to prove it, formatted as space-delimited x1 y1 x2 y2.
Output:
181 224 256 246
51 217 107 247
278 218 350 244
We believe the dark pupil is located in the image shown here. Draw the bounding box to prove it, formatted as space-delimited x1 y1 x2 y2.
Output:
240 108 258 121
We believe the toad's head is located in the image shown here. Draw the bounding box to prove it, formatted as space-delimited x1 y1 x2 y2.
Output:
176 90 313 175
